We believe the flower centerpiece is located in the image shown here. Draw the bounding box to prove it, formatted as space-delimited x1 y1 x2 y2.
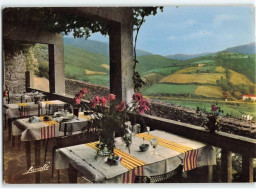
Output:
205 104 223 133
89 92 150 157
73 88 88 117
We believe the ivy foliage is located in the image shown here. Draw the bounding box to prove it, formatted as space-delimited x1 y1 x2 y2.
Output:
3 7 163 39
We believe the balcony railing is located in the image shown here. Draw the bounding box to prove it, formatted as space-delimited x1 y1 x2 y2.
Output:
26 87 256 182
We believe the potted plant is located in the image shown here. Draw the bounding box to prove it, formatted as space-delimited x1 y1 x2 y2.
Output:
73 88 89 117
205 104 223 133
89 92 150 157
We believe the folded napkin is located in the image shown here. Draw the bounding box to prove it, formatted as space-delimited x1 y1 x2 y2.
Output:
28 116 43 123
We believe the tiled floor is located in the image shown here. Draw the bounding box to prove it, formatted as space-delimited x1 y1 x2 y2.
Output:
3 127 69 184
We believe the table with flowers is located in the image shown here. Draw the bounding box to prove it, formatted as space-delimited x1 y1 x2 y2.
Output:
55 129 216 183
11 111 94 183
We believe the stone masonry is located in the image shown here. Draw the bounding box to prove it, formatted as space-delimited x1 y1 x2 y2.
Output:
4 51 26 94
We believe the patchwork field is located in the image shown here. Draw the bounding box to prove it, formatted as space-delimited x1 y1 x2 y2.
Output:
195 86 223 98
229 70 255 86
160 73 226 84
142 84 198 96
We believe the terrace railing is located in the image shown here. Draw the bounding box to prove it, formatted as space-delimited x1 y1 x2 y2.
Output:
26 87 256 183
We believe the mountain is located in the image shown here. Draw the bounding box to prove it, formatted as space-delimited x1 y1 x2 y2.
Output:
223 42 256 54
63 37 153 57
165 52 213 61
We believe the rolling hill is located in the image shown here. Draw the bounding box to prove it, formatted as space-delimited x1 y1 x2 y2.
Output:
63 37 153 57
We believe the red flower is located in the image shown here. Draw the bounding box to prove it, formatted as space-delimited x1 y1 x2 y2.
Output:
211 105 217 112
137 98 150 114
137 104 150 114
115 101 126 112
132 92 143 102
80 88 88 94
74 97 81 105
75 93 83 98
99 97 108 107
90 96 100 108
139 98 150 107
106 94 116 101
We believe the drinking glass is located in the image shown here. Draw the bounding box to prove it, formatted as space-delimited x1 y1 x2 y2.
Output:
150 138 158 155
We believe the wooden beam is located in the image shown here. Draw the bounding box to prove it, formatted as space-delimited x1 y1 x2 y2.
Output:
221 149 232 182
242 154 254 182
208 165 213 183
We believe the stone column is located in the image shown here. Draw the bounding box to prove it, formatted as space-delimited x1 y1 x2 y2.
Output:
109 8 134 103
25 70 34 89
48 34 65 95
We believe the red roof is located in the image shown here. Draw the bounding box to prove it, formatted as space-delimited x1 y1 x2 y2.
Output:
243 95 256 97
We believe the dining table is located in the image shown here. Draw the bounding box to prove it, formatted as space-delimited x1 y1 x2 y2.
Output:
55 130 216 184
4 100 67 142
11 111 95 183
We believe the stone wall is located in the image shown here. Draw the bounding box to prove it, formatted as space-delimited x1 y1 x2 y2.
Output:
65 78 256 138
4 51 26 94
65 78 109 100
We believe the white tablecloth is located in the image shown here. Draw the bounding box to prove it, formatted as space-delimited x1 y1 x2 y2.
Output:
55 130 216 183
12 113 94 141
4 100 67 120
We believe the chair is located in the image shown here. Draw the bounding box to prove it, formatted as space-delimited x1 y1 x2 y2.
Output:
18 105 30 118
46 104 65 115
134 165 183 183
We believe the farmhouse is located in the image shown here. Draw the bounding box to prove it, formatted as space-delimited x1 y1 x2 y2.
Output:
242 94 256 101
198 63 206 67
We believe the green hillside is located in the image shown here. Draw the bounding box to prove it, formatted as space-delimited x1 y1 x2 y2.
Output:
136 55 180 73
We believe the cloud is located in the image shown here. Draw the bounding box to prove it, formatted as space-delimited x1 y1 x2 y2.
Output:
168 36 177 40
213 14 239 27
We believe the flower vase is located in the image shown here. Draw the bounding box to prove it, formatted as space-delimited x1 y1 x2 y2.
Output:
73 105 80 117
207 115 218 133
98 130 115 157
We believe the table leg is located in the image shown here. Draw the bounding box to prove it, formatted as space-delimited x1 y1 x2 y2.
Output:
12 135 15 147
35 140 41 183
25 142 31 170
8 118 12 141
68 164 78 183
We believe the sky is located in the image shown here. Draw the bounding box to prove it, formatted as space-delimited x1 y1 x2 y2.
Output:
87 6 255 55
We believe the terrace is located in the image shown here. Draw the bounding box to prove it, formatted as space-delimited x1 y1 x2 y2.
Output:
2 7 256 184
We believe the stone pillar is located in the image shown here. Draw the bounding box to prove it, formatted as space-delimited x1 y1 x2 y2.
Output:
48 34 65 95
25 70 34 89
109 8 134 103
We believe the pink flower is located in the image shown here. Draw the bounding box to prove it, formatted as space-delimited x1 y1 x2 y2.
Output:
139 98 150 107
106 94 116 101
115 101 126 112
132 92 143 102
99 97 108 107
75 93 83 98
90 96 100 108
211 105 217 112
137 104 150 114
74 97 81 105
136 98 150 114
80 88 88 94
